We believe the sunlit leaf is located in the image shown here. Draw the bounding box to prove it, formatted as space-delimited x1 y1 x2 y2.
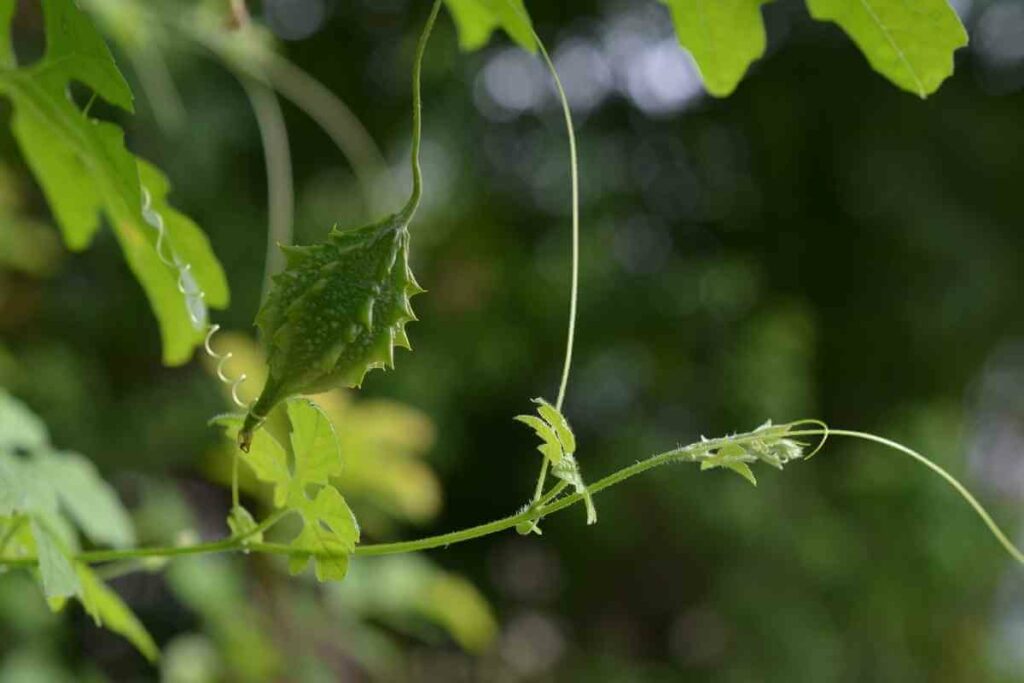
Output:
202 335 443 527
138 161 229 309
514 414 562 464
533 397 575 454
443 0 536 52
287 399 342 485
287 486 358 581
214 400 360 581
0 0 228 365
661 0 770 97
805 0 967 97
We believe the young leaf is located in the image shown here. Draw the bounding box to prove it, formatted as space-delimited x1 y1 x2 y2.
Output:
239 0 444 448
700 443 759 486
227 505 262 544
76 563 159 662
286 486 359 581
696 420 807 485
515 399 596 524
214 400 360 581
443 0 536 52
513 414 563 464
533 397 575 454
805 0 967 97
661 0 770 97
0 0 228 365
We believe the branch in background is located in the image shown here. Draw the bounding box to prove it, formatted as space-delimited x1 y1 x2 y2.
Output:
240 77 294 302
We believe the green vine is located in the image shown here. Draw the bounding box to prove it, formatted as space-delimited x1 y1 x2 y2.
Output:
0 0 1019 664
3 423 1022 567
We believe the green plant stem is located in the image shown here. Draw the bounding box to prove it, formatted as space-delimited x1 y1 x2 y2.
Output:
3 427 1021 569
0 509 289 569
399 0 442 220
535 480 568 508
519 16 582 500
145 6 392 215
823 428 1024 565
532 458 550 501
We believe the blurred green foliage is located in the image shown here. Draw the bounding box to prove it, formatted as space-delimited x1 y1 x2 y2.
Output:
1 0 1023 681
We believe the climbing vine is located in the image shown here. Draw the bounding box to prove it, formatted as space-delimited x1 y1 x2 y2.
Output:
0 0 1019 662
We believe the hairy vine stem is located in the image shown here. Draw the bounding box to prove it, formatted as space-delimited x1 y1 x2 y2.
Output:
2 428 1020 569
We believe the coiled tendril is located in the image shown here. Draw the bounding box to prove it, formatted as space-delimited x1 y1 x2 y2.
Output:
141 188 249 408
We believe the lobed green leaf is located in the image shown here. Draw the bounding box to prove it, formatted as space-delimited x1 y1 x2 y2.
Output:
695 420 807 485
516 398 596 524
0 391 149 658
35 451 136 548
215 400 360 581
533 397 575 454
513 414 562 464
0 0 228 365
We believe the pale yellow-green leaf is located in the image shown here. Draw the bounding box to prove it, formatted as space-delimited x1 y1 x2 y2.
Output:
211 414 291 507
661 0 770 97
288 486 359 581
214 400 359 581
514 414 563 464
0 0 227 365
443 0 536 52
533 397 576 454
36 451 135 548
287 399 342 485
806 0 967 97
138 160 229 308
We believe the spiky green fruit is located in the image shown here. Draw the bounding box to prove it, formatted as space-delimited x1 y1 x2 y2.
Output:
239 211 422 450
